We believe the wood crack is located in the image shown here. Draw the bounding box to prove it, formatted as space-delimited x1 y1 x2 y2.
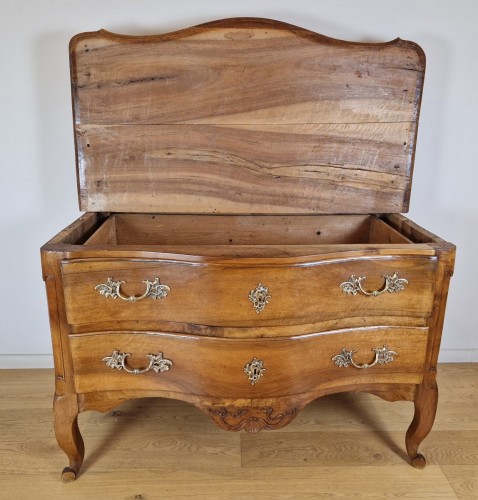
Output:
117 75 177 85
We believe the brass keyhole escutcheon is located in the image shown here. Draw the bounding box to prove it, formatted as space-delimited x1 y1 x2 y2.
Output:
244 358 266 385
248 283 271 313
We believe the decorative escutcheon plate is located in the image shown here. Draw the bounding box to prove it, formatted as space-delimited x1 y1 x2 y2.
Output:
248 283 271 313
244 357 266 385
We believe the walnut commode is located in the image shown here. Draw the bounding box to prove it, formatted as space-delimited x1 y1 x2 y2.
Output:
41 18 455 481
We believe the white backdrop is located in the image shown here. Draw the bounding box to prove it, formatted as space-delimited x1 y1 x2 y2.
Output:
1 0 477 367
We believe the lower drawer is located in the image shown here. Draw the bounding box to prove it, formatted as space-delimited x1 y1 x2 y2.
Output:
70 327 428 397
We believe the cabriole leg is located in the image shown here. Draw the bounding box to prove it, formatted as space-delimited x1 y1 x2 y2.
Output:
54 393 84 482
405 383 438 469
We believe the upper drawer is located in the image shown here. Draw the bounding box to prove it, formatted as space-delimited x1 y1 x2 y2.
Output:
61 255 437 328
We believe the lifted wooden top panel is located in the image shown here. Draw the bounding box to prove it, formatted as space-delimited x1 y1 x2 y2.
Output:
70 18 425 214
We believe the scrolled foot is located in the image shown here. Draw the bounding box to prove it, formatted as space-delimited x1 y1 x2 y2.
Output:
411 453 427 469
54 394 84 481
405 383 437 469
61 466 77 482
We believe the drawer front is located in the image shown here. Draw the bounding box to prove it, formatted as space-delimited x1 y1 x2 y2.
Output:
70 327 428 396
61 256 437 328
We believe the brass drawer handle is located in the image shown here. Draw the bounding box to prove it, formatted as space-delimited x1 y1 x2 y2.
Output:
340 272 408 297
95 277 170 302
102 350 173 375
332 345 397 369
244 357 266 385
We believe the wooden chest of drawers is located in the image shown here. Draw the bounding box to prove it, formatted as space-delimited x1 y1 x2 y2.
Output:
41 18 455 481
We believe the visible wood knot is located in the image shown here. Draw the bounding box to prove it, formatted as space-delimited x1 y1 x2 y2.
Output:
224 31 254 40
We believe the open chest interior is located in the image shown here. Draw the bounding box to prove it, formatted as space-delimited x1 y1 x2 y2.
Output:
84 213 413 251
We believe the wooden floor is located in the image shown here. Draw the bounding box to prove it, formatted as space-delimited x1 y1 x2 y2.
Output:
0 365 477 499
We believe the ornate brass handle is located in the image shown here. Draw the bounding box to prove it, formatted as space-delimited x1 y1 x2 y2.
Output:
95 277 170 302
332 345 397 369
102 350 173 375
340 272 408 297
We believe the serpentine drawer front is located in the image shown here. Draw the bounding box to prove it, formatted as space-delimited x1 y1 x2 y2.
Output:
60 256 437 328
41 19 455 481
69 327 429 396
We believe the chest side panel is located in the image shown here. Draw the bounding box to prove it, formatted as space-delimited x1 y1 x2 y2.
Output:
71 18 425 213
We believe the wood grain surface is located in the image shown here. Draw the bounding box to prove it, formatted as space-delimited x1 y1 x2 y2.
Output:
83 213 412 246
110 214 373 246
70 18 425 214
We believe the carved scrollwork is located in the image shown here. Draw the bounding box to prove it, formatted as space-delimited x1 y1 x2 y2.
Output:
208 406 298 433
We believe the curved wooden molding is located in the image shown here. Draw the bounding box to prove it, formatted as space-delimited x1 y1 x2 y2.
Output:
71 18 424 52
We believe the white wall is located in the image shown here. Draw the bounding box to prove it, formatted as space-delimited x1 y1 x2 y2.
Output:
1 0 477 367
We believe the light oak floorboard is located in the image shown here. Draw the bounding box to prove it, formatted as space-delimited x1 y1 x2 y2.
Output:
0 368 54 410
441 465 478 500
0 364 476 499
0 408 53 441
0 467 458 500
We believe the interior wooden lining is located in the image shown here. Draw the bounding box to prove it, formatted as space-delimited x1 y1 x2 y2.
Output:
84 214 412 247
369 217 412 244
84 216 117 245
116 214 371 245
